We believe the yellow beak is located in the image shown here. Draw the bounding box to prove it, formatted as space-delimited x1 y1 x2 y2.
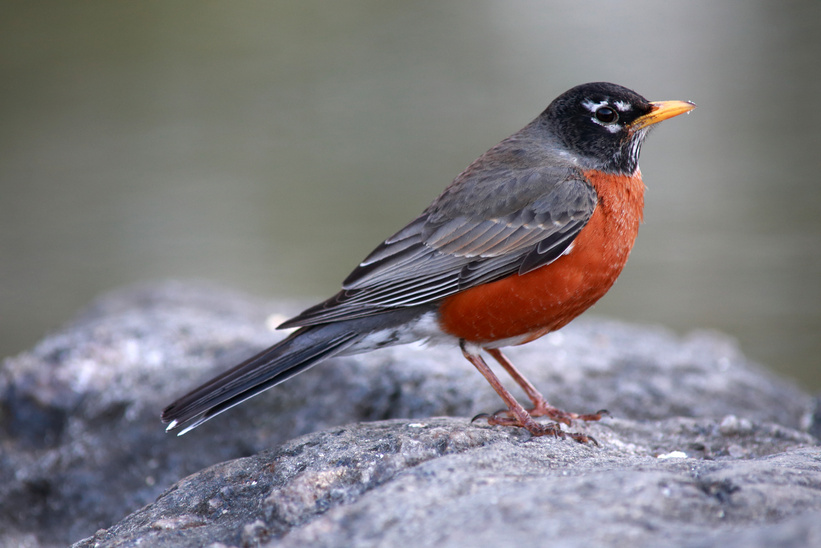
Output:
631 100 696 130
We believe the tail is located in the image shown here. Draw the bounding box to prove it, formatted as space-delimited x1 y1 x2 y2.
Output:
161 325 362 435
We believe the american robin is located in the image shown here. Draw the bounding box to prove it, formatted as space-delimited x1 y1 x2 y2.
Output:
162 82 695 442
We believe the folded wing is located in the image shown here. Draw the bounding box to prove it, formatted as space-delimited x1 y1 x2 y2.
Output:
280 167 596 328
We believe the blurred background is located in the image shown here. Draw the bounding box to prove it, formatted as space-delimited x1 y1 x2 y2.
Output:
1 1 819 388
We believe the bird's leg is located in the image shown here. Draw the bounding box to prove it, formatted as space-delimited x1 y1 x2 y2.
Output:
485 348 606 425
460 341 566 439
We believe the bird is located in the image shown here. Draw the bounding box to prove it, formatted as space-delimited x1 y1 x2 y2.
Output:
162 82 695 442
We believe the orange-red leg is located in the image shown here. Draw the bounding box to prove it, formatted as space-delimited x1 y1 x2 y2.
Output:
460 341 567 439
459 341 598 445
485 348 606 425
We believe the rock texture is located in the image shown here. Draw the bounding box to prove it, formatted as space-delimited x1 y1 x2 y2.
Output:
0 281 818 547
76 419 821 548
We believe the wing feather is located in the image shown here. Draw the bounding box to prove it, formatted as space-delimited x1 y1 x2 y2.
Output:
280 167 597 329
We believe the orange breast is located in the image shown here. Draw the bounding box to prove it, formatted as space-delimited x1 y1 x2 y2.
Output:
437 170 645 344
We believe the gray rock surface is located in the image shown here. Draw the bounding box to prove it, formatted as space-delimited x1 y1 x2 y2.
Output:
76 418 821 548
0 281 818 547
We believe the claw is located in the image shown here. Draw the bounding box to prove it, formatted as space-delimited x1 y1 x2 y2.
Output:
471 412 492 423
567 431 599 445
574 409 610 422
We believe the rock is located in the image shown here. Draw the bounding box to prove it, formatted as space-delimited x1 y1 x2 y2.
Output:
74 418 819 548
0 281 817 547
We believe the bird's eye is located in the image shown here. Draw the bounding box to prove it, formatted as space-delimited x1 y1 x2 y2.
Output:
595 106 618 124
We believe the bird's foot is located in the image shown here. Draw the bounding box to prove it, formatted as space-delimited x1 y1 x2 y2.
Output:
472 412 598 445
489 405 609 426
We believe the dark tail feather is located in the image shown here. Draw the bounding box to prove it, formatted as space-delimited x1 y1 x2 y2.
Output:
161 326 361 435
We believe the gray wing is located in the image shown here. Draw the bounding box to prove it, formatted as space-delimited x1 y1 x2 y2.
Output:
280 168 596 328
